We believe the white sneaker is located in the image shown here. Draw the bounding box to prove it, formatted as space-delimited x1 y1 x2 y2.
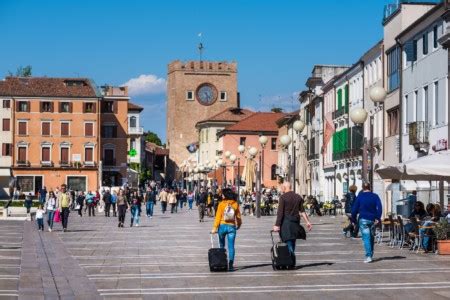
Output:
48 228 52 232
135 224 139 227
150 216 152 219
364 257 373 263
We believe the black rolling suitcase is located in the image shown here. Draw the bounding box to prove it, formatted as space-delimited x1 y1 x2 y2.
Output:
270 230 295 270
208 234 228 272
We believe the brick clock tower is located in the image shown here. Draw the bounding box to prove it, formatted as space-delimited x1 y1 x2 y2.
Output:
166 60 239 170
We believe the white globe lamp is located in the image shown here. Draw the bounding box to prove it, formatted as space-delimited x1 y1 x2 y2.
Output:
259 135 268 146
237 145 245 154
280 135 292 147
369 86 387 103
293 120 305 132
350 107 368 124
248 147 258 157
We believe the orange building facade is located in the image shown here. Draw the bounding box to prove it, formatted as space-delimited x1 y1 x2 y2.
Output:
0 77 102 194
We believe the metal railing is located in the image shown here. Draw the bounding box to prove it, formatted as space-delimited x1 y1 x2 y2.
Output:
128 126 144 134
16 160 30 167
332 106 348 120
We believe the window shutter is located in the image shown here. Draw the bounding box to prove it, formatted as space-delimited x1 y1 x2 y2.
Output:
69 102 73 113
50 102 54 112
85 148 93 162
18 147 26 161
85 123 93 136
61 123 69 136
18 122 26 135
42 147 50 162
61 148 69 162
113 101 118 114
405 40 415 61
92 103 97 113
27 101 30 112
2 144 5 156
42 122 50 136
112 126 117 138
15 101 20 112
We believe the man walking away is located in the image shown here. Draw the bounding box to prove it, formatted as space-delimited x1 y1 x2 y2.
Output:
273 182 312 263
57 184 72 232
198 188 208 222
111 190 117 217
145 187 156 218
159 188 168 213
38 186 47 205
103 190 112 217
351 183 382 263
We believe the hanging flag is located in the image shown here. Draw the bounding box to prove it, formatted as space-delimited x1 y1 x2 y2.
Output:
322 112 335 155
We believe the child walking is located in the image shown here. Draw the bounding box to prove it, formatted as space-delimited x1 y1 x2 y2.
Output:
36 205 45 231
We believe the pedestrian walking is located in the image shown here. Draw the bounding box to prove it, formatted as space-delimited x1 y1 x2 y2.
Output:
145 187 156 218
103 190 112 217
76 191 85 217
38 186 47 205
159 188 168 213
273 182 312 265
168 189 177 213
24 193 33 215
36 204 45 231
111 190 117 217
198 188 208 222
187 191 194 211
343 185 358 238
351 183 382 263
86 191 96 217
46 191 57 232
56 184 72 232
130 191 141 227
117 189 128 228
211 188 242 271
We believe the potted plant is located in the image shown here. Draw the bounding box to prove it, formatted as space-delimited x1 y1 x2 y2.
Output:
434 218 450 255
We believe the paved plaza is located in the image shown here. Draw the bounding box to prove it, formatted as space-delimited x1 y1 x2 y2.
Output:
1 208 450 299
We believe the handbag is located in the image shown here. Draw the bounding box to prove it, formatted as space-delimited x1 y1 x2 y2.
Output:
75 204 81 210
53 210 61 222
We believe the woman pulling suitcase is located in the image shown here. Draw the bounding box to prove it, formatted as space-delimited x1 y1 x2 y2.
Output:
211 188 242 271
273 182 312 267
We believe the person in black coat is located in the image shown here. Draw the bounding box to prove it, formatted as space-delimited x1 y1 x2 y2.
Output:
343 185 358 237
273 182 312 260
103 190 112 217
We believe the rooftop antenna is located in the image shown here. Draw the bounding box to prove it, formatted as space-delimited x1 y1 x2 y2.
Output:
198 33 204 61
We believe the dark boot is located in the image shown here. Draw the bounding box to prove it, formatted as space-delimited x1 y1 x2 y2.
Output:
228 260 234 271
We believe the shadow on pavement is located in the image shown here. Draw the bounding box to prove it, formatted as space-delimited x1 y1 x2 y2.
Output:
296 262 334 269
234 263 272 271
372 256 406 262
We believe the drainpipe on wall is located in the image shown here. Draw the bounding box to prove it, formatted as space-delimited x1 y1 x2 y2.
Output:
396 39 404 164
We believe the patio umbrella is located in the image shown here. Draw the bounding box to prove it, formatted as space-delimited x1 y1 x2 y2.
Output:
242 158 256 192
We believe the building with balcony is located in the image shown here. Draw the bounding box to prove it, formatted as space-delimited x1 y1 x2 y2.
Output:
100 86 129 187
397 2 448 202
0 94 13 198
0 77 101 194
127 102 144 187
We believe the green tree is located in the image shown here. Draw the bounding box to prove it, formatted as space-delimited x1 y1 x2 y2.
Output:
145 131 162 146
271 107 283 113
8 65 32 77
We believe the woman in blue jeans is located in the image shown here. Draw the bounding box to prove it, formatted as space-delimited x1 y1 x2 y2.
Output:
46 191 57 232
420 203 441 252
211 189 242 270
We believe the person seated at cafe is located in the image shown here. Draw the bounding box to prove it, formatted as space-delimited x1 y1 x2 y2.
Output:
420 203 442 252
404 201 427 235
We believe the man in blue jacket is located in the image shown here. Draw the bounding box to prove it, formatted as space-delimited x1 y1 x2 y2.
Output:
351 182 382 263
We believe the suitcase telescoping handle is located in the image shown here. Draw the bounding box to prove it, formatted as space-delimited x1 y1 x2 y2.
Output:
270 230 277 247
210 233 218 248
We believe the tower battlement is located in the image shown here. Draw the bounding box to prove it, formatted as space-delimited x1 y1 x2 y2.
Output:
168 60 237 74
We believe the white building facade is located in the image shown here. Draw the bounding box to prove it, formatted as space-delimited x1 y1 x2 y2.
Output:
0 97 12 198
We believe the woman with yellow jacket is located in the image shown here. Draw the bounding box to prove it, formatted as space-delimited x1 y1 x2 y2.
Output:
211 188 242 270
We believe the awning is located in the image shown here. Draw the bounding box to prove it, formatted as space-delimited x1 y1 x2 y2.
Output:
0 168 11 176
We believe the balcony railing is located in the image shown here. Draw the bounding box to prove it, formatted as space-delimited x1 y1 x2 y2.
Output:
307 153 319 161
332 148 363 161
59 160 71 167
332 106 348 120
83 161 97 167
129 126 144 135
40 161 54 167
16 160 30 167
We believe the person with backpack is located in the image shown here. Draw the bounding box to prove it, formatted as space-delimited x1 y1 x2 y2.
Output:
85 191 95 217
211 188 242 271
273 182 312 261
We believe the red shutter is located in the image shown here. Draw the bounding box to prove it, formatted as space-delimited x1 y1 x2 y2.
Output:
2 119 10 131
50 102 54 112
69 102 73 113
27 101 30 112
40 102 43 113
92 103 97 113
18 147 26 161
15 101 19 112
18 122 27 135
61 148 68 163
61 123 69 136
85 148 93 162
2 144 5 156
113 101 118 114
42 147 50 162
42 122 50 136
85 123 93 137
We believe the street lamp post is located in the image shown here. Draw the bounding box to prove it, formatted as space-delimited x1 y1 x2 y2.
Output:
258 136 268 185
292 120 306 193
237 145 245 202
349 86 386 189
248 146 259 217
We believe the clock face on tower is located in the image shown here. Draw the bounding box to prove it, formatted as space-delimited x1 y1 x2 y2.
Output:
196 83 217 106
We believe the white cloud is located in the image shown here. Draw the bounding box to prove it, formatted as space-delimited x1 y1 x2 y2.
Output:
122 74 166 96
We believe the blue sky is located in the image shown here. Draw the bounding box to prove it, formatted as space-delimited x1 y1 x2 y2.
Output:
1 0 392 142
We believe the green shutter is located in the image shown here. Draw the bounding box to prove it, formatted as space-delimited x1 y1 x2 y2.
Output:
337 89 342 109
344 85 349 113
